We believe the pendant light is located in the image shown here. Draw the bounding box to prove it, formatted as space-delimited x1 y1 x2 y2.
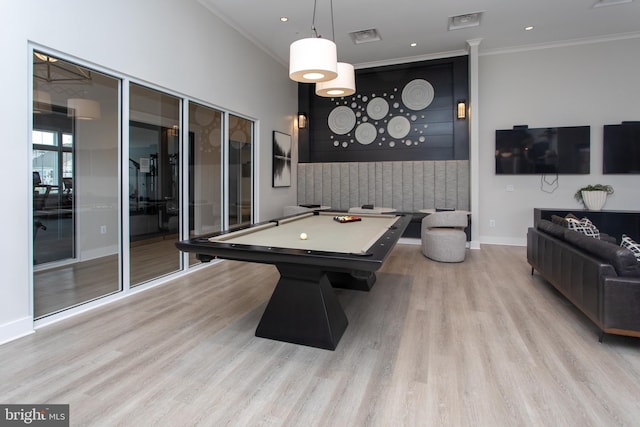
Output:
289 0 337 83
316 62 356 97
314 0 356 97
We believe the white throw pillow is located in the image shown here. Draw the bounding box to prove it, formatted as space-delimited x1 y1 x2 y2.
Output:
621 234 640 262
565 217 600 239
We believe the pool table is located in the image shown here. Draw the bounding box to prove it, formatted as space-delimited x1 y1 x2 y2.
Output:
176 211 410 350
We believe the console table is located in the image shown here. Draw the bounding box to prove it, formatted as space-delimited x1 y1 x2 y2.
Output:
534 208 640 243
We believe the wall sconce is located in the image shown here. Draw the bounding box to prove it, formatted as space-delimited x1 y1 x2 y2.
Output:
456 100 466 120
298 113 308 129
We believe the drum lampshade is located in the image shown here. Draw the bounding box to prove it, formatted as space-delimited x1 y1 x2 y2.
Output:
289 38 338 83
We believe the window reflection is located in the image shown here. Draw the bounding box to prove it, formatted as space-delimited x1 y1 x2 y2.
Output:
32 51 120 318
228 115 253 227
188 102 223 265
129 83 181 285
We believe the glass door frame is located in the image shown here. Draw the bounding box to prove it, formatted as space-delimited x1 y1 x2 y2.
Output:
30 44 260 326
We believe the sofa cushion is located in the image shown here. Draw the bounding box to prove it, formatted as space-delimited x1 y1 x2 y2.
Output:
550 214 566 225
564 229 640 277
566 217 600 239
621 234 640 262
537 219 566 239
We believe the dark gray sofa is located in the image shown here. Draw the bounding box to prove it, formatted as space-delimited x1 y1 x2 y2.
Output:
527 219 640 340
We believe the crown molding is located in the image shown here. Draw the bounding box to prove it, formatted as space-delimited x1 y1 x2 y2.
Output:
355 49 468 70
480 31 640 56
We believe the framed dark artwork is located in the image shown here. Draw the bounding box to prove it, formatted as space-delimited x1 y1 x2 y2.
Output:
272 131 291 187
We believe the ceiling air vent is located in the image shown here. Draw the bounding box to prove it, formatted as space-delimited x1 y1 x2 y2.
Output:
448 12 483 31
349 29 382 45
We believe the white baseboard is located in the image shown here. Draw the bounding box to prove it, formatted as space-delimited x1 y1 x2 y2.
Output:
479 235 526 247
0 316 34 345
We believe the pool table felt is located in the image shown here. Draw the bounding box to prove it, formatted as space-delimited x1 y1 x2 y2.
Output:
210 212 399 254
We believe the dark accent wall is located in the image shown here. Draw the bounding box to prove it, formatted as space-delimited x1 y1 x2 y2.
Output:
298 56 469 163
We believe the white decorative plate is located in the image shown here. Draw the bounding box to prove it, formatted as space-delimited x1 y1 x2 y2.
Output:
355 123 377 145
328 106 356 135
387 116 411 139
366 97 389 120
401 79 434 111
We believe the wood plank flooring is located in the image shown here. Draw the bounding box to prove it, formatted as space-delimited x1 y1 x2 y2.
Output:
2 244 640 426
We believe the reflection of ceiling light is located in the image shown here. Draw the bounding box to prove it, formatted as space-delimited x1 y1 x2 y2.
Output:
316 62 356 97
67 98 101 120
410 42 417 47
34 52 57 63
34 52 92 83
448 12 483 31
280 16 288 22
349 29 382 44
525 26 534 31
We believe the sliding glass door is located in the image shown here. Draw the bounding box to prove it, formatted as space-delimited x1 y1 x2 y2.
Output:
188 103 223 265
128 83 182 286
32 49 258 318
32 52 121 318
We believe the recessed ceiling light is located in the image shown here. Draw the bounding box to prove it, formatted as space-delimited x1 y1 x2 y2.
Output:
525 26 534 31
280 17 288 22
410 42 417 47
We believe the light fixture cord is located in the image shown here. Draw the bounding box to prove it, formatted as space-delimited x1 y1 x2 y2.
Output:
311 0 334 40
311 0 319 37
330 0 335 41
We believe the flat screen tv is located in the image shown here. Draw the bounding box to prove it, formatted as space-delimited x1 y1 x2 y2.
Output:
603 122 640 174
495 126 590 175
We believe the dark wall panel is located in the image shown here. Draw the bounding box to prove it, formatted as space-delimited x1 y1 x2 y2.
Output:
298 56 469 163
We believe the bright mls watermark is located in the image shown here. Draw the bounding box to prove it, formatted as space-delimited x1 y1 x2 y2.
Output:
0 405 69 426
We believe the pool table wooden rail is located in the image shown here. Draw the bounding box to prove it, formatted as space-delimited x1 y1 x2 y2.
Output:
176 212 411 275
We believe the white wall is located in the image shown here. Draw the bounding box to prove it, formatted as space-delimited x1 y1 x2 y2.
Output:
478 37 640 246
0 0 298 343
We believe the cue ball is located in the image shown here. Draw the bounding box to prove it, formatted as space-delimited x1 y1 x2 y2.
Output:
300 232 308 240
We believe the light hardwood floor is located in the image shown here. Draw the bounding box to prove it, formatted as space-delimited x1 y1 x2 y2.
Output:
2 244 640 426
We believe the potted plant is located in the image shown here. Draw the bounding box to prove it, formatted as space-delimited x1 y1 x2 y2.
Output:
574 184 614 210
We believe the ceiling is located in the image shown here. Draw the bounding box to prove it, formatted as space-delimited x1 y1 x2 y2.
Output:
199 0 640 68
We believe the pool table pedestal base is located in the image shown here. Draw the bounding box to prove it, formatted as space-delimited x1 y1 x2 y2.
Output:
255 264 349 350
327 271 376 291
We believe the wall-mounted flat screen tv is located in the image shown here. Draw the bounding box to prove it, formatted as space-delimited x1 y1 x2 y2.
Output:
603 122 640 174
495 126 590 175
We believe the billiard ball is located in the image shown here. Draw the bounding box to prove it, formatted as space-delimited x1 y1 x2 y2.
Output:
300 232 308 240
